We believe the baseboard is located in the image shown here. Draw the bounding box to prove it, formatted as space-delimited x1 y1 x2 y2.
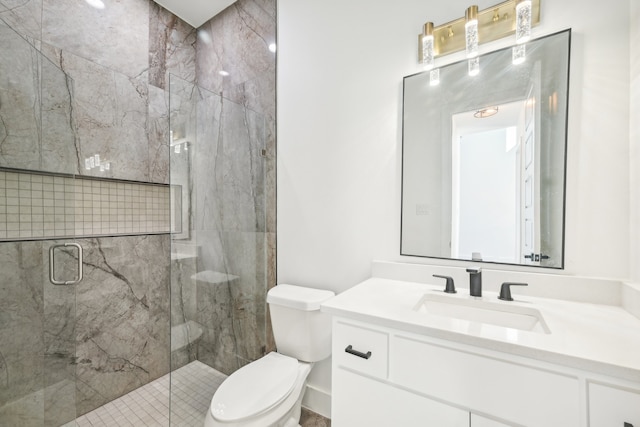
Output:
302 384 331 419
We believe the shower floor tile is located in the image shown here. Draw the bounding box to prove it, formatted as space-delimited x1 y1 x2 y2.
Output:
62 361 227 427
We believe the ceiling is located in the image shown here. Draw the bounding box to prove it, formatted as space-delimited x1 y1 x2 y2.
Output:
153 0 236 28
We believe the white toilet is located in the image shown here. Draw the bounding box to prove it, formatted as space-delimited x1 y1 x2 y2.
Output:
204 284 335 427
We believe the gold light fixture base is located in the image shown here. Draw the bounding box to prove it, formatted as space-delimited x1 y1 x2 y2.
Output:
418 0 540 62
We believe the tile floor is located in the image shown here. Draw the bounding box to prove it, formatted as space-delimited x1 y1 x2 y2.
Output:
62 361 226 427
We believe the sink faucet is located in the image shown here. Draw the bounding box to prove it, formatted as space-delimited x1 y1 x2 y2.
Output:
466 267 482 297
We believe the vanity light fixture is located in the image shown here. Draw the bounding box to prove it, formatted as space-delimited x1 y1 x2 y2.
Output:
474 106 499 118
416 0 540 62
422 22 435 70
465 6 479 58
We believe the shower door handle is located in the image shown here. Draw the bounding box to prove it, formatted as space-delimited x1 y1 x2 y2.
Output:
49 243 83 285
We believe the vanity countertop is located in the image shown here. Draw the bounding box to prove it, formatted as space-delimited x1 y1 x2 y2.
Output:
321 277 640 383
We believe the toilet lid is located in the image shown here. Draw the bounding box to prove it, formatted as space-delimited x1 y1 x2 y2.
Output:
210 352 299 422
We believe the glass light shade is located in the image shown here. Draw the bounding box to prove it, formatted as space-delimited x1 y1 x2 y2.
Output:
468 57 480 76
512 44 526 65
422 34 435 70
465 6 479 58
429 68 440 86
465 20 478 58
516 0 532 43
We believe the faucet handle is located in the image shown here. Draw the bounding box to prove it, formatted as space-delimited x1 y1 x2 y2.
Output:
498 282 528 301
433 274 456 294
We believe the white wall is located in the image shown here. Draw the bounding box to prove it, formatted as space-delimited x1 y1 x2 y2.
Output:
631 2 640 283
278 1 633 415
278 0 631 294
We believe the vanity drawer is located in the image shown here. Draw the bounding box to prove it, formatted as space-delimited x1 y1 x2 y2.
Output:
390 334 580 427
589 382 640 427
332 318 388 379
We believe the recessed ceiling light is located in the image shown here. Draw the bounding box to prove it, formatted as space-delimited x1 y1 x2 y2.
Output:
219 70 230 77
85 0 105 9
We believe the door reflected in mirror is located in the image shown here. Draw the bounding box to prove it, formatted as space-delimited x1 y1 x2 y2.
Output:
401 30 570 268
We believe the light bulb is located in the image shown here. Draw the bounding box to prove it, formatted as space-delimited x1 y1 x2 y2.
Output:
465 6 479 58
516 0 532 44
422 22 435 71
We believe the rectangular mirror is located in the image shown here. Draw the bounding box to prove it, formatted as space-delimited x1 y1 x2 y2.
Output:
401 30 570 268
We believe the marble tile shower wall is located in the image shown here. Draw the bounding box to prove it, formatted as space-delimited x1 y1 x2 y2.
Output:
0 0 195 424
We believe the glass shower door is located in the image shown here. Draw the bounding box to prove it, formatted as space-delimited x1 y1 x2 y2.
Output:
0 17 80 427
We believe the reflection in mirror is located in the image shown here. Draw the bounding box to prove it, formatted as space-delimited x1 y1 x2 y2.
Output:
401 30 570 268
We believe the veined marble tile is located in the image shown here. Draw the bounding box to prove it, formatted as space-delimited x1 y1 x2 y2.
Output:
42 0 149 79
196 0 276 117
42 45 151 182
42 241 77 426
149 2 196 90
193 88 224 232
0 241 45 415
0 0 42 42
73 235 170 415
40 51 79 175
222 231 267 363
220 99 265 233
0 19 41 171
265 117 276 233
149 85 170 184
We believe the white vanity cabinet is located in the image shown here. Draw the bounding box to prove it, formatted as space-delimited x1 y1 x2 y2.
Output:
332 318 469 426
588 383 640 427
331 317 586 426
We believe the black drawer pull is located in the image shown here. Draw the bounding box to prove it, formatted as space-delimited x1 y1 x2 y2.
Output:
624 423 633 427
345 345 371 359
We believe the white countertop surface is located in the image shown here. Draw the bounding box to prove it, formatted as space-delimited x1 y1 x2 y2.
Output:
321 277 640 383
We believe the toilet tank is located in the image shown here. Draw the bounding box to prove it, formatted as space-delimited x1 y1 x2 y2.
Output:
267 284 335 362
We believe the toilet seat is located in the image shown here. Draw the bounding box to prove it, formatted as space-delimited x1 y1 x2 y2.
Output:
210 352 299 422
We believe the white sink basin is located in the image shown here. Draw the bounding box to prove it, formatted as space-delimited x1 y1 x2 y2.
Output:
413 293 551 334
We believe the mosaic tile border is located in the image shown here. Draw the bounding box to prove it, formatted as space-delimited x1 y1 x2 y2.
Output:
0 168 171 241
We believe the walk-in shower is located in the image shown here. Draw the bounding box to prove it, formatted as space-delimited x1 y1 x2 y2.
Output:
0 0 275 424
